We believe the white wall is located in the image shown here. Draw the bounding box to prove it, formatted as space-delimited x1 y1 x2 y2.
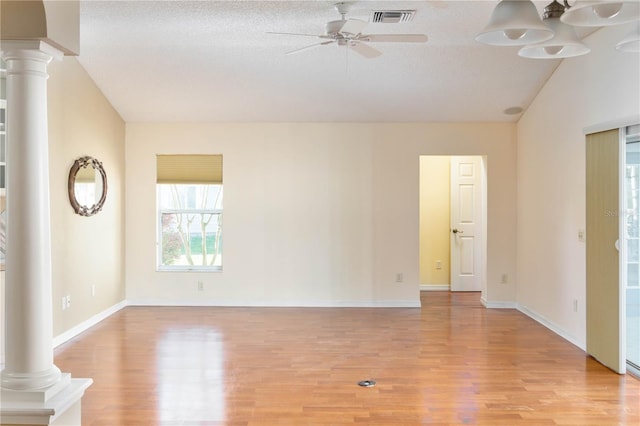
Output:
517 23 640 348
126 122 517 306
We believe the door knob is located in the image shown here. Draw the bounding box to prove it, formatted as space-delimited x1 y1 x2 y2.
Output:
452 228 463 234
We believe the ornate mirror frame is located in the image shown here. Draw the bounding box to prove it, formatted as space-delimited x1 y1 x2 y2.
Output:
68 156 108 217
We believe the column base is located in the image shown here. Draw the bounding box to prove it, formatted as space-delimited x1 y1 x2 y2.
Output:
1 366 62 393
0 374 92 425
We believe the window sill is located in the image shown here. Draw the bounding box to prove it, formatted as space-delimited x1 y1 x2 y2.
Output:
157 266 222 273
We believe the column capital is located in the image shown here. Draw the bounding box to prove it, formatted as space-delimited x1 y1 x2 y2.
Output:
0 40 63 62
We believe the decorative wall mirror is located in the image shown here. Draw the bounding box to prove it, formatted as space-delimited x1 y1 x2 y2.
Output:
68 156 107 216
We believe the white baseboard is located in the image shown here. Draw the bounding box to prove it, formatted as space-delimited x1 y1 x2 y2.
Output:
420 284 450 291
371 300 421 308
53 300 128 348
516 304 585 351
480 298 585 351
127 299 421 308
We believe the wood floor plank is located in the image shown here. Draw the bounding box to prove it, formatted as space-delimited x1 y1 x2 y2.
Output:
54 292 640 425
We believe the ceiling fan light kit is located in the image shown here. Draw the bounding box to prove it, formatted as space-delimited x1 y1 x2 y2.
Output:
475 0 554 46
561 0 640 26
519 16 591 57
479 0 640 59
519 1 591 58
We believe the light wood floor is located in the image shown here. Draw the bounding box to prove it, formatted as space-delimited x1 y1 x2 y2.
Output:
54 292 640 425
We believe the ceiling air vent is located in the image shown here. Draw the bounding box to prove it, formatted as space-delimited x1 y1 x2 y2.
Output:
370 10 416 24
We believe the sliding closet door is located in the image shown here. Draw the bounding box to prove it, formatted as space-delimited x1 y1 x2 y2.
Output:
586 129 624 374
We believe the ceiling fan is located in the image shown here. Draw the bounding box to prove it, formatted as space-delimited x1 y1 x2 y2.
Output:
268 2 428 59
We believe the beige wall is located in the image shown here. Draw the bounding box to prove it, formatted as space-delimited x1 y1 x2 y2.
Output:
419 156 450 285
125 122 516 306
48 56 126 336
517 23 640 348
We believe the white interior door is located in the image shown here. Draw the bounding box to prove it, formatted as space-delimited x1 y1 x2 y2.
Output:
450 156 483 292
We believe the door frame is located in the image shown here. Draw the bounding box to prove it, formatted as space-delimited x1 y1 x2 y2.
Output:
618 129 628 374
418 155 488 298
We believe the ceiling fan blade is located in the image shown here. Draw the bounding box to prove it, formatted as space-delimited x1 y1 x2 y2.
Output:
267 31 324 38
286 40 334 55
362 34 428 43
340 19 367 35
349 41 382 59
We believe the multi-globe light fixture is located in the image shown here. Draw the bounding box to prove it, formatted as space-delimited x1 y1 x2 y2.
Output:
476 0 640 58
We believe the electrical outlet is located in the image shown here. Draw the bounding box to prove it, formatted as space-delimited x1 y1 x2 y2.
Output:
435 260 442 270
573 299 578 312
395 273 403 283
62 296 67 311
578 230 586 242
501 274 508 284
91 284 96 297
66 295 71 309
197 281 204 291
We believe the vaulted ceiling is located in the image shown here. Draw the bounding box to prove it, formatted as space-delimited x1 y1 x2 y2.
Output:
78 1 584 123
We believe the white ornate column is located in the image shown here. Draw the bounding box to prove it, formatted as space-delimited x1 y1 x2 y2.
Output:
0 40 92 426
1 40 61 392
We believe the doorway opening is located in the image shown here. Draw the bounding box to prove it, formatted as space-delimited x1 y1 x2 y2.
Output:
419 156 487 296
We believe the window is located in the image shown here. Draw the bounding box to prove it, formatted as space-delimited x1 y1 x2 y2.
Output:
157 155 223 271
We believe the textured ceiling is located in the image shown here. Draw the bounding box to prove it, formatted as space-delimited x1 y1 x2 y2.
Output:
78 0 571 123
